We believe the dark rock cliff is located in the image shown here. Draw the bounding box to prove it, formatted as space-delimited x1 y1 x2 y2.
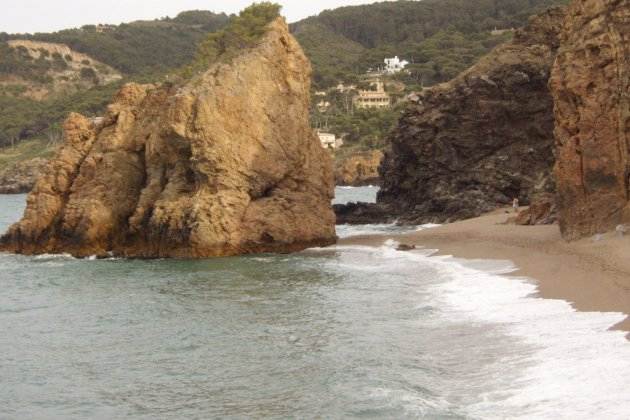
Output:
370 7 566 225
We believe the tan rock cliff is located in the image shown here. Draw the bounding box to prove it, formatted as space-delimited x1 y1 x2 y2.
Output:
0 18 336 258
335 150 383 186
550 0 630 240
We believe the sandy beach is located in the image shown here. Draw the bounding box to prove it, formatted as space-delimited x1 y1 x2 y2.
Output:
340 208 630 334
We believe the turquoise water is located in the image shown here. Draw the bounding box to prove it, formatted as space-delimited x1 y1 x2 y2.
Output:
2 190 630 419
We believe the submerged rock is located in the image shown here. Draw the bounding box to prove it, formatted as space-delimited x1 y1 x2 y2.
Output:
0 18 336 258
0 158 48 194
377 7 566 225
396 244 416 251
550 0 630 240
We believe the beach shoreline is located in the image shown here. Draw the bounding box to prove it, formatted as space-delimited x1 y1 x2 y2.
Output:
339 208 630 334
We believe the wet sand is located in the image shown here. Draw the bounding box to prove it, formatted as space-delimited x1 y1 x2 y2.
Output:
339 208 630 333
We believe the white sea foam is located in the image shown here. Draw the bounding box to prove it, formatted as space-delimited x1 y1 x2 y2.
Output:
336 222 439 239
336 223 409 238
30 253 121 262
432 258 630 419
33 253 75 261
417 223 442 230
329 242 630 418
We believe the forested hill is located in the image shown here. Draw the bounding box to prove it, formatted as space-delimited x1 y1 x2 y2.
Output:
0 11 230 150
291 0 569 88
0 1 569 152
1 11 230 76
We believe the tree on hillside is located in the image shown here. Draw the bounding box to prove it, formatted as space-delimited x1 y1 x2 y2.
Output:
10 12 230 75
181 2 282 78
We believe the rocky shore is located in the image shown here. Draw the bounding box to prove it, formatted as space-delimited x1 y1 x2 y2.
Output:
336 0 629 243
334 150 383 187
0 158 48 194
0 18 336 258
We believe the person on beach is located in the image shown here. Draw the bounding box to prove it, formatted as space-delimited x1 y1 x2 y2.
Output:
512 197 519 213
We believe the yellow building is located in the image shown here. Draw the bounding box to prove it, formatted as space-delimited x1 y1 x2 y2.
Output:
353 80 391 109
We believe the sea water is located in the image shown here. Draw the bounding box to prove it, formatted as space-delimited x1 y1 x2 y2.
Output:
1 189 630 419
334 186 438 238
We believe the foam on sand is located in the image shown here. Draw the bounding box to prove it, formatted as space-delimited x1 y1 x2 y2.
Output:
321 241 630 418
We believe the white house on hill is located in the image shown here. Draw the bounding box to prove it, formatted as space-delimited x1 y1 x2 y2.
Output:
317 131 343 149
384 56 409 74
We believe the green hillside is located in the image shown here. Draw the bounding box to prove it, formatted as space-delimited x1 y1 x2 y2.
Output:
292 0 568 88
290 0 568 154
0 11 230 148
1 11 229 76
0 1 570 150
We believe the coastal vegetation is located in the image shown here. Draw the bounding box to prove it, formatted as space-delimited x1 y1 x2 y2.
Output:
181 2 281 79
296 0 568 152
313 105 402 151
0 11 230 148
0 11 230 75
292 0 569 88
0 82 121 148
0 0 569 151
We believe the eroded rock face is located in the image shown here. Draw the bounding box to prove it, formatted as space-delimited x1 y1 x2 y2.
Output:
376 7 566 224
511 193 557 225
0 158 49 194
335 150 383 186
0 19 336 258
550 0 630 240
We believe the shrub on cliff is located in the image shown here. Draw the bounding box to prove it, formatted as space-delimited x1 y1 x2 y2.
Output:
181 2 281 79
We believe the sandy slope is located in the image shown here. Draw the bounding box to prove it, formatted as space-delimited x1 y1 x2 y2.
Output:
340 208 630 333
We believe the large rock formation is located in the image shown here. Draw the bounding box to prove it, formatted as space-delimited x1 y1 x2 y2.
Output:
0 18 336 258
374 7 566 224
0 158 48 194
334 150 383 186
550 0 630 240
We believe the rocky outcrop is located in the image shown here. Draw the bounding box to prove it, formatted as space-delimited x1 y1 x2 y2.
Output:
0 18 336 258
550 0 630 240
0 158 48 194
374 7 566 224
333 202 397 225
511 193 557 225
334 150 383 186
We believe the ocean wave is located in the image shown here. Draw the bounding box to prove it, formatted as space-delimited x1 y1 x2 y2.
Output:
432 257 630 419
33 253 76 261
324 241 630 418
336 222 440 239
